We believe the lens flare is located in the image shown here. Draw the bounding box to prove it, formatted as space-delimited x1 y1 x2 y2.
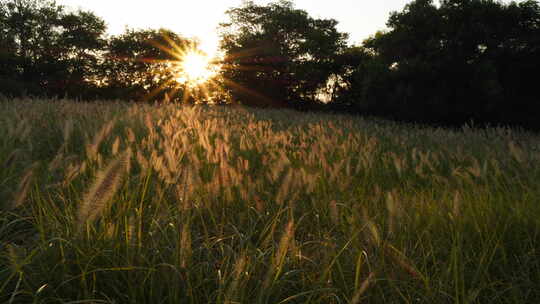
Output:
176 51 216 85
147 31 226 104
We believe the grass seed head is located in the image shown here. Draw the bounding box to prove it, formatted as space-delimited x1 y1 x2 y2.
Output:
11 162 40 210
77 150 129 232
351 272 376 304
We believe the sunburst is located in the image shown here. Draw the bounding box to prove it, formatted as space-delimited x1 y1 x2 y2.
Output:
147 32 224 104
174 51 217 85
146 31 282 105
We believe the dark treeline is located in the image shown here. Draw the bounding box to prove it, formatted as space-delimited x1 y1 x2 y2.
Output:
350 0 540 128
0 0 195 101
1 0 539 129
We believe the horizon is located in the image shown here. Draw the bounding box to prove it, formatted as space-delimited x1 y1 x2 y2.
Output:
56 0 523 56
57 0 415 55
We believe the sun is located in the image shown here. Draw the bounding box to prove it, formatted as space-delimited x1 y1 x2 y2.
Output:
175 51 217 85
147 32 227 103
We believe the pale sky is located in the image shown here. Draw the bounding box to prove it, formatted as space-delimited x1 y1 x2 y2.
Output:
55 0 416 54
54 0 513 55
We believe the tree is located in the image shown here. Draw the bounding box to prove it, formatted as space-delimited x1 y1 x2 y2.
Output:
0 1 20 94
0 0 107 97
55 9 107 96
0 0 204 102
219 0 348 108
342 0 540 127
100 29 194 102
332 45 396 114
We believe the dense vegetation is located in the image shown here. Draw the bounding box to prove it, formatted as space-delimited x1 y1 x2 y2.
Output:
349 0 540 128
1 1 540 301
1 98 539 303
1 0 539 128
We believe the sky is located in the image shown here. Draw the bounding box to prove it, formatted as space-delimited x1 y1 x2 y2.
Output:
56 0 415 54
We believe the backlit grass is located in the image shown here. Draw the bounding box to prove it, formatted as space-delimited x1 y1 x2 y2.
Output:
1 98 539 303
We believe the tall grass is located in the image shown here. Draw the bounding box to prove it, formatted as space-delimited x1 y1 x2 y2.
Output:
0 97 539 303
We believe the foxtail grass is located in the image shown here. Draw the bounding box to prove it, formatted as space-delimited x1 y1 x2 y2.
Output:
0 98 539 303
77 150 130 233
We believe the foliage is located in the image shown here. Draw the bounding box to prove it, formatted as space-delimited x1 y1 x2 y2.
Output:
1 98 540 303
1 0 540 128
100 29 192 102
0 0 199 102
219 0 348 107
0 0 106 97
336 0 540 128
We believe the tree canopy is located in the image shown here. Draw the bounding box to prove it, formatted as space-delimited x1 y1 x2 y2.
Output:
0 0 198 101
337 0 540 127
1 0 540 129
219 0 349 107
0 0 106 97
101 29 193 102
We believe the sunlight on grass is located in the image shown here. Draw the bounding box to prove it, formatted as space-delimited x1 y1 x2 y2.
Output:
1 98 539 303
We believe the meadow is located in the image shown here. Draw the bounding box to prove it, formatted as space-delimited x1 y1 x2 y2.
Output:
1 98 539 303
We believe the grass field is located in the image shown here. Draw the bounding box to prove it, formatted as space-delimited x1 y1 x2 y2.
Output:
1 98 539 303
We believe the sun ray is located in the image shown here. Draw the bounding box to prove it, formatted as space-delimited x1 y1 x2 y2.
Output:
201 83 211 101
134 30 226 104
220 63 270 72
150 40 181 59
222 46 268 62
174 51 218 86
182 86 192 104
167 86 180 103
161 32 186 54
221 78 275 105
142 78 177 103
